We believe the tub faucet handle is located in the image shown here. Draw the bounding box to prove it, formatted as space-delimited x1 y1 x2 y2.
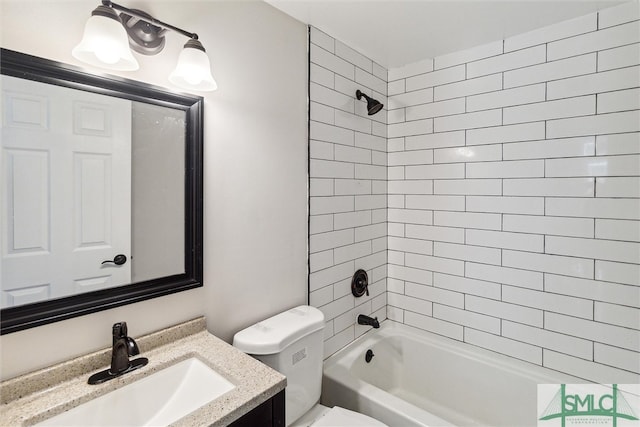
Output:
351 269 369 297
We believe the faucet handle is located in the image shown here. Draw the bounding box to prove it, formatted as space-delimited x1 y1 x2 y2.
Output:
126 337 140 356
114 321 140 356
112 321 128 338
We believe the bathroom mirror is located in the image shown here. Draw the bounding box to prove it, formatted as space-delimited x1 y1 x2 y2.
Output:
0 48 203 334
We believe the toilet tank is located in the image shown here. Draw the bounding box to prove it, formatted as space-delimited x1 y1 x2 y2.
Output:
233 306 325 426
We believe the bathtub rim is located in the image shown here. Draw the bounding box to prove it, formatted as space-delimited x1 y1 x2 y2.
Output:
324 320 587 386
322 320 588 426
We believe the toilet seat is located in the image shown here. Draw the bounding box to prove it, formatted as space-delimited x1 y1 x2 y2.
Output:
313 406 388 426
292 404 388 427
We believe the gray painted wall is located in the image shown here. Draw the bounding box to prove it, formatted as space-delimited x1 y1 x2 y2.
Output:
0 0 308 379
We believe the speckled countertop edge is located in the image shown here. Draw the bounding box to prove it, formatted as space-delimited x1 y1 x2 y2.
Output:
0 317 286 427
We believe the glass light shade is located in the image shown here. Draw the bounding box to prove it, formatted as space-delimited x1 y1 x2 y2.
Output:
72 14 139 71
169 42 217 92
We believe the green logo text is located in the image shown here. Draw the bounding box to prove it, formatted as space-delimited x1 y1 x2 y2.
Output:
540 384 638 427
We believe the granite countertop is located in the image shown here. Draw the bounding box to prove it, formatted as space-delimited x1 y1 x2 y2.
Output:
0 317 286 426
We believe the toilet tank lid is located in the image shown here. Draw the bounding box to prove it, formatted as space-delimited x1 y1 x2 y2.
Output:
233 306 325 355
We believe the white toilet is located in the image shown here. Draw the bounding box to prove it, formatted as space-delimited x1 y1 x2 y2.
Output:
233 305 388 427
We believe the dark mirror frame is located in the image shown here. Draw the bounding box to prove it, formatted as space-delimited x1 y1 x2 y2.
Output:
0 48 204 335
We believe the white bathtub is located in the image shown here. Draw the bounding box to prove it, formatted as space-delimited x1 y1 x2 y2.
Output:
322 321 583 427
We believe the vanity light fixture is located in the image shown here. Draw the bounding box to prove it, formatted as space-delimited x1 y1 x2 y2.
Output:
73 0 217 91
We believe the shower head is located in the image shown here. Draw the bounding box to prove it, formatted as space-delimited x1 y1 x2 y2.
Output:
356 89 383 116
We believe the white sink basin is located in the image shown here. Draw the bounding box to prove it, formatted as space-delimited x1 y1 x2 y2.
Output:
36 358 235 427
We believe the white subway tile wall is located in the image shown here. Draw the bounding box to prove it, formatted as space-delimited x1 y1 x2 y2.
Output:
309 2 639 383
384 2 639 384
310 27 389 356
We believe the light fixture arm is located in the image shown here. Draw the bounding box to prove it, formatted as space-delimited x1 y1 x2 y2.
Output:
102 0 199 40
74 0 217 90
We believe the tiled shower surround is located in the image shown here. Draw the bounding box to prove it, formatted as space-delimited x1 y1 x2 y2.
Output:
310 1 639 383
309 27 389 357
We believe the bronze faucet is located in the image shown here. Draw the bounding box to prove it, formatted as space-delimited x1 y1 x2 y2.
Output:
88 321 148 384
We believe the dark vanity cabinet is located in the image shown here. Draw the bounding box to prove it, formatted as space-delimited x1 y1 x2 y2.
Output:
228 390 285 427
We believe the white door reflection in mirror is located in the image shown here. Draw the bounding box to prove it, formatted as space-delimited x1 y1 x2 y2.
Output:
1 75 131 308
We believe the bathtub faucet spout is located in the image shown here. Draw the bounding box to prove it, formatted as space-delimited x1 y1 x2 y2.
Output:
358 314 380 329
